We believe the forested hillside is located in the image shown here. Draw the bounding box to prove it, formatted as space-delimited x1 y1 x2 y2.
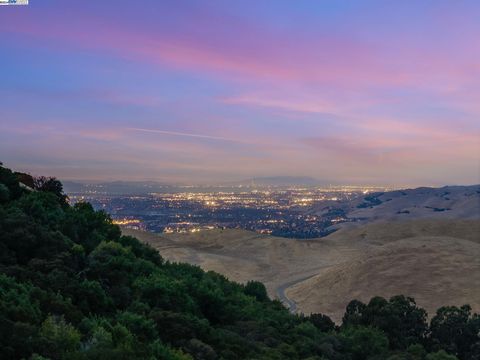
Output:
0 164 479 360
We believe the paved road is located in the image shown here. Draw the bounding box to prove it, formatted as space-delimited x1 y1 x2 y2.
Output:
275 272 321 313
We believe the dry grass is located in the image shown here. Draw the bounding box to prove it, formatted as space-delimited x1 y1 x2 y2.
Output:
123 219 480 322
287 235 480 322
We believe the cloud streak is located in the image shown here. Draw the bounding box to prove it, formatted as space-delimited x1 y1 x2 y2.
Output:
126 127 247 143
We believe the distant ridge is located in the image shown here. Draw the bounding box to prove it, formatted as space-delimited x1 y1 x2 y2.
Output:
337 184 480 222
228 176 323 187
63 176 326 194
62 180 176 195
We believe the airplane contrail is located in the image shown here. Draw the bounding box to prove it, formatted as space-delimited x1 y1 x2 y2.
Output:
126 127 244 143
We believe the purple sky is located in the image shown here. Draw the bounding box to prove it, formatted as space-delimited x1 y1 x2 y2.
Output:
0 0 479 185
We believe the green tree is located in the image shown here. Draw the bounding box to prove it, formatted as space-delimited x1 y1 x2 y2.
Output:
0 183 10 202
33 176 68 206
244 280 269 302
426 350 459 360
339 326 389 360
343 299 367 326
407 343 427 359
343 296 428 350
0 165 23 199
309 313 336 333
37 316 81 359
430 305 479 359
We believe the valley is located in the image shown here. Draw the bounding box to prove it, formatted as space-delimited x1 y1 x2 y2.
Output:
124 217 480 322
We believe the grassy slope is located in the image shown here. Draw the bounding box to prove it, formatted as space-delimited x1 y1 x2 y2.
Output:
124 219 480 322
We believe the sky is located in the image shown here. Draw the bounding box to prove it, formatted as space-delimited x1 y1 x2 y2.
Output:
0 0 479 186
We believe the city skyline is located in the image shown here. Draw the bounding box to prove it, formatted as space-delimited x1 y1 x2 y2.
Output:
1 0 479 186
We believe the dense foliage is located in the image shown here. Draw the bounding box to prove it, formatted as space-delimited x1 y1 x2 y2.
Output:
0 164 479 360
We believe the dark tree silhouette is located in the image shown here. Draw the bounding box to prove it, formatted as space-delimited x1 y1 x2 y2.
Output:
33 176 68 205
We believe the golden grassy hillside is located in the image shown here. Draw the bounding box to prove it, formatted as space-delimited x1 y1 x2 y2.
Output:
123 219 480 322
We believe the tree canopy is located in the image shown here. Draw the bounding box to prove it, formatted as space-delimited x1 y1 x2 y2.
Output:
0 164 478 359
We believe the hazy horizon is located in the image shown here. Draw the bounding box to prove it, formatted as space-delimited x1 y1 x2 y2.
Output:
43 174 480 189
1 1 479 185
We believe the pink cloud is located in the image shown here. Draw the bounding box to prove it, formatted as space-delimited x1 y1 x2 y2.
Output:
222 94 337 115
3 9 475 91
301 127 479 166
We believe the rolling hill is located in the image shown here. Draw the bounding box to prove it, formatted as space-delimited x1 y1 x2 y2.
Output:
123 217 480 323
327 185 480 225
286 220 480 322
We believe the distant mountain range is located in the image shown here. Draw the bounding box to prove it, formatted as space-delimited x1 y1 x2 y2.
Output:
63 176 328 194
227 176 324 187
62 180 176 195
